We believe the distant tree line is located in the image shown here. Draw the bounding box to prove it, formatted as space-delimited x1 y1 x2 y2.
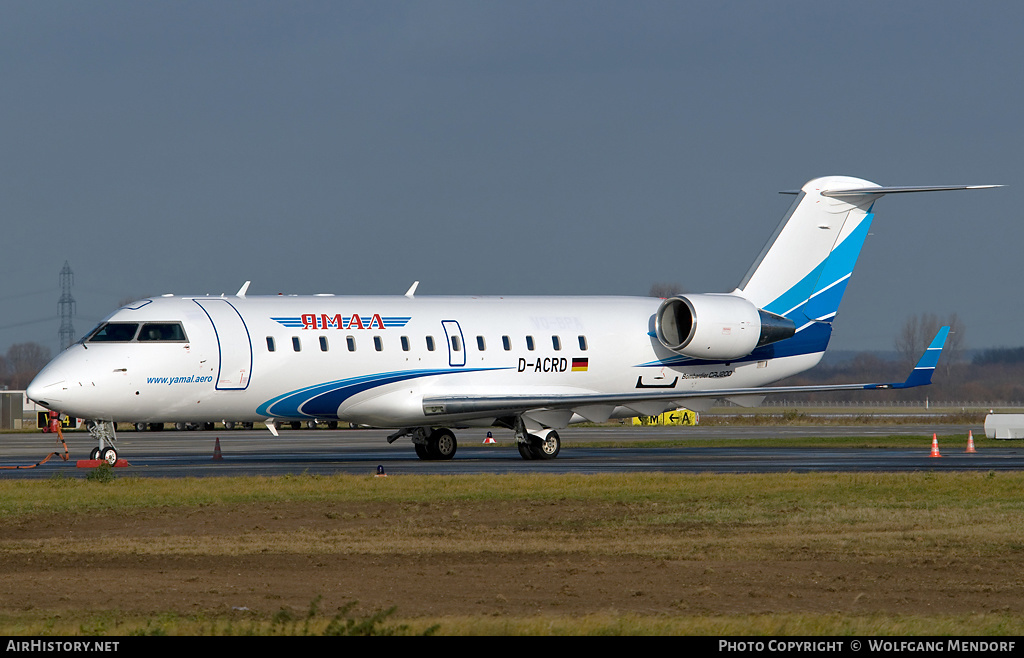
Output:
972 347 1024 366
775 313 1024 404
0 343 52 390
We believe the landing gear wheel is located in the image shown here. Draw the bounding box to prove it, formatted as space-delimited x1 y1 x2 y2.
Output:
135 422 147 431
90 447 101 460
414 443 431 460
517 442 535 460
100 447 118 465
428 429 458 460
530 431 560 460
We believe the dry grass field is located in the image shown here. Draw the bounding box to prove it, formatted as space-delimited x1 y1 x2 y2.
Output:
1 471 1023 635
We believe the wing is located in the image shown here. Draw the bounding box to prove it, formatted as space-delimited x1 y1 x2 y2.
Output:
422 327 950 424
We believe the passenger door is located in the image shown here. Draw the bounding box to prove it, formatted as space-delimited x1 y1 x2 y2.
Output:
441 320 466 367
194 299 253 390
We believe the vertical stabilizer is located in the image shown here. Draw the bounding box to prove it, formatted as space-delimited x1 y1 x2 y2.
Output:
737 176 877 330
735 177 997 358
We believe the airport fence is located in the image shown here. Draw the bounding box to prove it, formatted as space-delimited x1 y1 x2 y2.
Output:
758 399 1024 410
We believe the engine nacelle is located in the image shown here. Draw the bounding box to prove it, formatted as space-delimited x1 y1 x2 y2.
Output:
654 294 796 360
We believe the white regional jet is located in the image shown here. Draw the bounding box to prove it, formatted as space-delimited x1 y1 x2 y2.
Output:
27 176 996 464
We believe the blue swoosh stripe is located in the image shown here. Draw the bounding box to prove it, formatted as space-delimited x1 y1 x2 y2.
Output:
763 212 874 321
257 368 501 418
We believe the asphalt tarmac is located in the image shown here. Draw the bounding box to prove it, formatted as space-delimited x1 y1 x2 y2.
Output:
3 423 1021 479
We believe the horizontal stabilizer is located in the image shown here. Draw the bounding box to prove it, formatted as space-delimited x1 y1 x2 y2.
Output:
821 184 1001 198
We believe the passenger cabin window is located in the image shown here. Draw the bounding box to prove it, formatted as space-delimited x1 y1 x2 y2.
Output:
552 336 561 351
502 336 511 351
401 336 410 351
267 337 276 352
426 336 435 351
476 336 486 351
526 336 535 351
374 336 383 352
319 336 329 352
138 322 188 342
292 337 301 352
346 336 356 352
88 323 139 342
451 335 462 352
578 335 588 350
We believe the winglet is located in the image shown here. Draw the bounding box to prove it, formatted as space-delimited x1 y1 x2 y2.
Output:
894 326 950 389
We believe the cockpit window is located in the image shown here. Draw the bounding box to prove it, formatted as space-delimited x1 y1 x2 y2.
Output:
86 322 189 343
138 322 188 342
88 323 140 342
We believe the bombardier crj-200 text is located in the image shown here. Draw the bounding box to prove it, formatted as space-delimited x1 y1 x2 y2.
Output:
27 176 998 464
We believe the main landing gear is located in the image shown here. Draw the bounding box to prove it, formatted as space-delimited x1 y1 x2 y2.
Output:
388 427 459 461
516 429 561 460
387 425 561 461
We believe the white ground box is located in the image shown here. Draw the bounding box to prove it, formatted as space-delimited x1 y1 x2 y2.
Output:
984 414 1024 439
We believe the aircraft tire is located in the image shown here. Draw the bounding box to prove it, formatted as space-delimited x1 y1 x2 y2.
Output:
90 447 101 460
429 429 457 460
135 422 147 431
528 431 561 460
517 442 535 460
100 447 118 465
414 443 431 460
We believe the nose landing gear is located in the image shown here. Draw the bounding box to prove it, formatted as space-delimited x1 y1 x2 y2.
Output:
86 420 124 465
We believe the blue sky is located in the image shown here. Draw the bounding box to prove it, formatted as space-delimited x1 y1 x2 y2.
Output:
2 1 1018 356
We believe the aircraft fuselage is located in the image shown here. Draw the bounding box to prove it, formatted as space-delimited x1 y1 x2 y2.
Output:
28 294 817 428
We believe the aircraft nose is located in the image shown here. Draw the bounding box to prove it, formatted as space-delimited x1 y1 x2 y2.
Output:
26 367 67 407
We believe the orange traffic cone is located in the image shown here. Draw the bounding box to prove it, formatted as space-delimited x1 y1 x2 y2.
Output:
483 431 496 445
212 437 223 460
930 434 941 458
966 430 977 453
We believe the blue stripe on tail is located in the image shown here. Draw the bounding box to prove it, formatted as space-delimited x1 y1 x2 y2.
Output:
763 210 874 324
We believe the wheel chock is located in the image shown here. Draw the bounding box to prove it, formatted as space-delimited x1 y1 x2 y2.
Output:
76 459 130 468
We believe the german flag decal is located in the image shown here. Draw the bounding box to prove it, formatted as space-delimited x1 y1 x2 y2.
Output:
572 357 589 372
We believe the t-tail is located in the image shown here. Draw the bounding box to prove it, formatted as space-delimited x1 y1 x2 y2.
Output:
653 177 996 365
733 176 998 359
